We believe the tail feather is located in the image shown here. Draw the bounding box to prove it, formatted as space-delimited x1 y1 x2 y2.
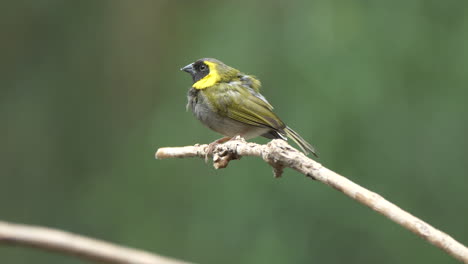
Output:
284 126 318 157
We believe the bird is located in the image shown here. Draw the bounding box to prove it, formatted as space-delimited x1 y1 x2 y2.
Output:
181 58 317 157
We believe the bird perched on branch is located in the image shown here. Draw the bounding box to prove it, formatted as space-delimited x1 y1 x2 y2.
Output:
181 58 317 157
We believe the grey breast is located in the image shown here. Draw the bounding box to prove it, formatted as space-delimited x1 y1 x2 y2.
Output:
186 87 269 139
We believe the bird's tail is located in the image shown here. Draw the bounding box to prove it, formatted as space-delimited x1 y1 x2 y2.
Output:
284 126 318 157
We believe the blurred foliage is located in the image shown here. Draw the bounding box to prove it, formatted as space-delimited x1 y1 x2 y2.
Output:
1 1 467 263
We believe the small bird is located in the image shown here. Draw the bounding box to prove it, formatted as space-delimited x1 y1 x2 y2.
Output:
181 58 317 157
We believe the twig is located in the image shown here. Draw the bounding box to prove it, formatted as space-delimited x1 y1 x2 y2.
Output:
156 138 468 263
0 221 193 264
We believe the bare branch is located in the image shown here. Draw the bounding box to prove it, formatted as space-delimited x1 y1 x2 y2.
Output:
156 138 468 263
0 221 193 264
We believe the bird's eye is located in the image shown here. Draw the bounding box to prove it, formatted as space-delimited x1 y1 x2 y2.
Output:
200 64 207 71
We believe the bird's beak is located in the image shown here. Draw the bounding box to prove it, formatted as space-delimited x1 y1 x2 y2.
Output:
180 63 195 75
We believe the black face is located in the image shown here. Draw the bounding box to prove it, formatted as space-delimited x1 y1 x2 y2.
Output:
191 60 210 82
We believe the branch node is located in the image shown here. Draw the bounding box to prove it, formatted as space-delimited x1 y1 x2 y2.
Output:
213 144 240 169
269 161 285 178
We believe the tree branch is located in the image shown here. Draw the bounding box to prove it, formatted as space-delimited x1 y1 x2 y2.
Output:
156 138 468 264
0 221 193 264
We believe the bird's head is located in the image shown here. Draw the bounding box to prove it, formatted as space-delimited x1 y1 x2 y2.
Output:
181 58 239 89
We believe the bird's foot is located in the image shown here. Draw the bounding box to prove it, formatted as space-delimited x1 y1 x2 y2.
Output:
205 137 232 162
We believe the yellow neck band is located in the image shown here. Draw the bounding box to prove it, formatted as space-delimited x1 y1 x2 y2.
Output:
193 61 220 89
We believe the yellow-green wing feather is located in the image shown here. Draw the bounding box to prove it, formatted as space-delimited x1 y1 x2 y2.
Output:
206 83 285 130
203 82 318 157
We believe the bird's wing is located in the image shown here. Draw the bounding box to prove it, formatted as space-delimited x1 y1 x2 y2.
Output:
240 74 262 93
212 83 285 130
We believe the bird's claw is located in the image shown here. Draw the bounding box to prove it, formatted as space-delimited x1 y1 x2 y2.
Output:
204 137 232 163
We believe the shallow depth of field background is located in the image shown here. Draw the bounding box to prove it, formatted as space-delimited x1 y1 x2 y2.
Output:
1 1 468 263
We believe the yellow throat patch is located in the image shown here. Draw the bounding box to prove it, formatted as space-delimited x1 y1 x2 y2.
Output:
193 61 220 89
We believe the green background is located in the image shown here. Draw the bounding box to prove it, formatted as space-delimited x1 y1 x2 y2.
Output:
1 1 467 263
